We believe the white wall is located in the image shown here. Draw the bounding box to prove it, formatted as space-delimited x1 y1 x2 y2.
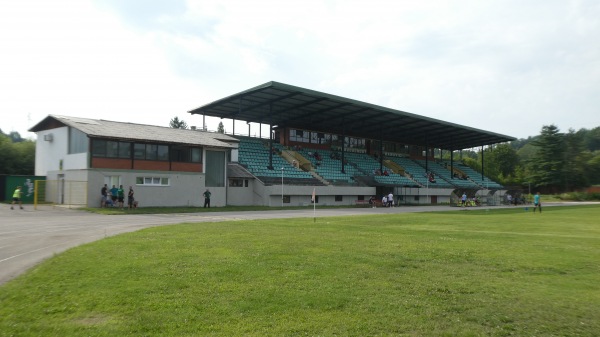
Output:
35 127 88 176
35 128 68 176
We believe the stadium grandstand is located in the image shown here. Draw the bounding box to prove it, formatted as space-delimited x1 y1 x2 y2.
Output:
190 81 515 207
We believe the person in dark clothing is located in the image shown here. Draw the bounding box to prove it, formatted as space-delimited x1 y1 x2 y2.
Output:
203 189 211 208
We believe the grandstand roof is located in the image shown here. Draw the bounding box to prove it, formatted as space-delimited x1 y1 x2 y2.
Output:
189 81 515 150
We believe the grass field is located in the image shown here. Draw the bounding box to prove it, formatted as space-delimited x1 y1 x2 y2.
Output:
1 205 599 336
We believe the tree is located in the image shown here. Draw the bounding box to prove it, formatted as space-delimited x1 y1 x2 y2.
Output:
217 121 225 134
582 127 600 151
169 117 188 129
563 129 589 190
528 125 565 192
0 133 35 175
482 144 520 184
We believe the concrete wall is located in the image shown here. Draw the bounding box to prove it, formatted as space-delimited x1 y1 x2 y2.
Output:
227 178 255 206
85 169 224 208
261 184 376 207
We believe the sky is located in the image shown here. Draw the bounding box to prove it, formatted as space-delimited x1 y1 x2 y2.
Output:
1 0 599 141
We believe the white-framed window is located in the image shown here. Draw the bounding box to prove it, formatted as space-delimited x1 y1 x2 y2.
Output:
136 177 170 186
104 175 121 187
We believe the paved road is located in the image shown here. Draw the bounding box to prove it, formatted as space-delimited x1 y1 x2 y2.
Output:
0 202 594 285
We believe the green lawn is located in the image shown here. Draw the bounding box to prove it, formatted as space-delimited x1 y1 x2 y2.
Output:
1 205 599 336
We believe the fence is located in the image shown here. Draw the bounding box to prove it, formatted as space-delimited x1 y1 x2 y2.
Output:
34 180 88 209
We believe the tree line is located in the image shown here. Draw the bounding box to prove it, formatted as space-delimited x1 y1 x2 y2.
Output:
458 125 600 193
0 130 35 175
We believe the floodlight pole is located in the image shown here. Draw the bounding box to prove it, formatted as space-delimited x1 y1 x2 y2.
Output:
281 167 284 207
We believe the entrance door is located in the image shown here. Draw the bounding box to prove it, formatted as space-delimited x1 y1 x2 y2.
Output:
431 195 438 204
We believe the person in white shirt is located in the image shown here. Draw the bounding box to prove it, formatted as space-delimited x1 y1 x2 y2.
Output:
387 192 394 207
382 195 388 207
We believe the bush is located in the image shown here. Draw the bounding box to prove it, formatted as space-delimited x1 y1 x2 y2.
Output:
558 192 600 201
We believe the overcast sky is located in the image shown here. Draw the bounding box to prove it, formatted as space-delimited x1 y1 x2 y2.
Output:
1 0 599 141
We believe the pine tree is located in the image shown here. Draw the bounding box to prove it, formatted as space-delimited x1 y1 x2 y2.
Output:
169 117 188 129
217 121 225 134
528 125 565 192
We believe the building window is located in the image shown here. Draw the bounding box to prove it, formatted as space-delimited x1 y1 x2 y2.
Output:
283 195 291 203
105 176 121 188
145 144 158 160
157 145 169 161
245 179 249 187
92 139 107 157
132 143 170 161
414 196 420 201
68 127 88 154
171 145 203 163
229 179 243 187
357 195 365 201
134 143 145 159
335 195 343 202
312 196 319 203
92 139 131 159
118 142 131 158
136 177 170 186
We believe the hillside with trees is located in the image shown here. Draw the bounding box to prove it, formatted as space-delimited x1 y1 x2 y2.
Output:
0 129 35 175
458 125 600 193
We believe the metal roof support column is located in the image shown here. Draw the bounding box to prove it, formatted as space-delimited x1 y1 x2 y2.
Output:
203 115 206 131
425 145 429 172
341 117 345 174
233 119 235 136
481 145 484 181
379 132 384 173
450 149 454 180
268 103 274 170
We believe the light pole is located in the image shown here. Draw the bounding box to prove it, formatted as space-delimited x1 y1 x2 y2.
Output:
281 167 284 207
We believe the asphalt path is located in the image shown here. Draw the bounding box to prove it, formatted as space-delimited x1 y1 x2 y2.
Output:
0 202 595 285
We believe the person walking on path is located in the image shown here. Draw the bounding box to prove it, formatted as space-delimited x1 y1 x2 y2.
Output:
203 189 211 208
533 192 542 213
11 186 23 210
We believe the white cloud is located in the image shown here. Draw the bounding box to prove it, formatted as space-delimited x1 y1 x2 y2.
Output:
1 0 599 140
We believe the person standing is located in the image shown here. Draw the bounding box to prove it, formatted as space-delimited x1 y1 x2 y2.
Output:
127 186 135 209
387 192 394 207
533 192 542 213
368 195 376 208
101 184 108 208
461 192 467 207
110 185 118 205
203 189 211 208
11 186 23 210
117 185 125 209
506 193 512 205
382 194 388 207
